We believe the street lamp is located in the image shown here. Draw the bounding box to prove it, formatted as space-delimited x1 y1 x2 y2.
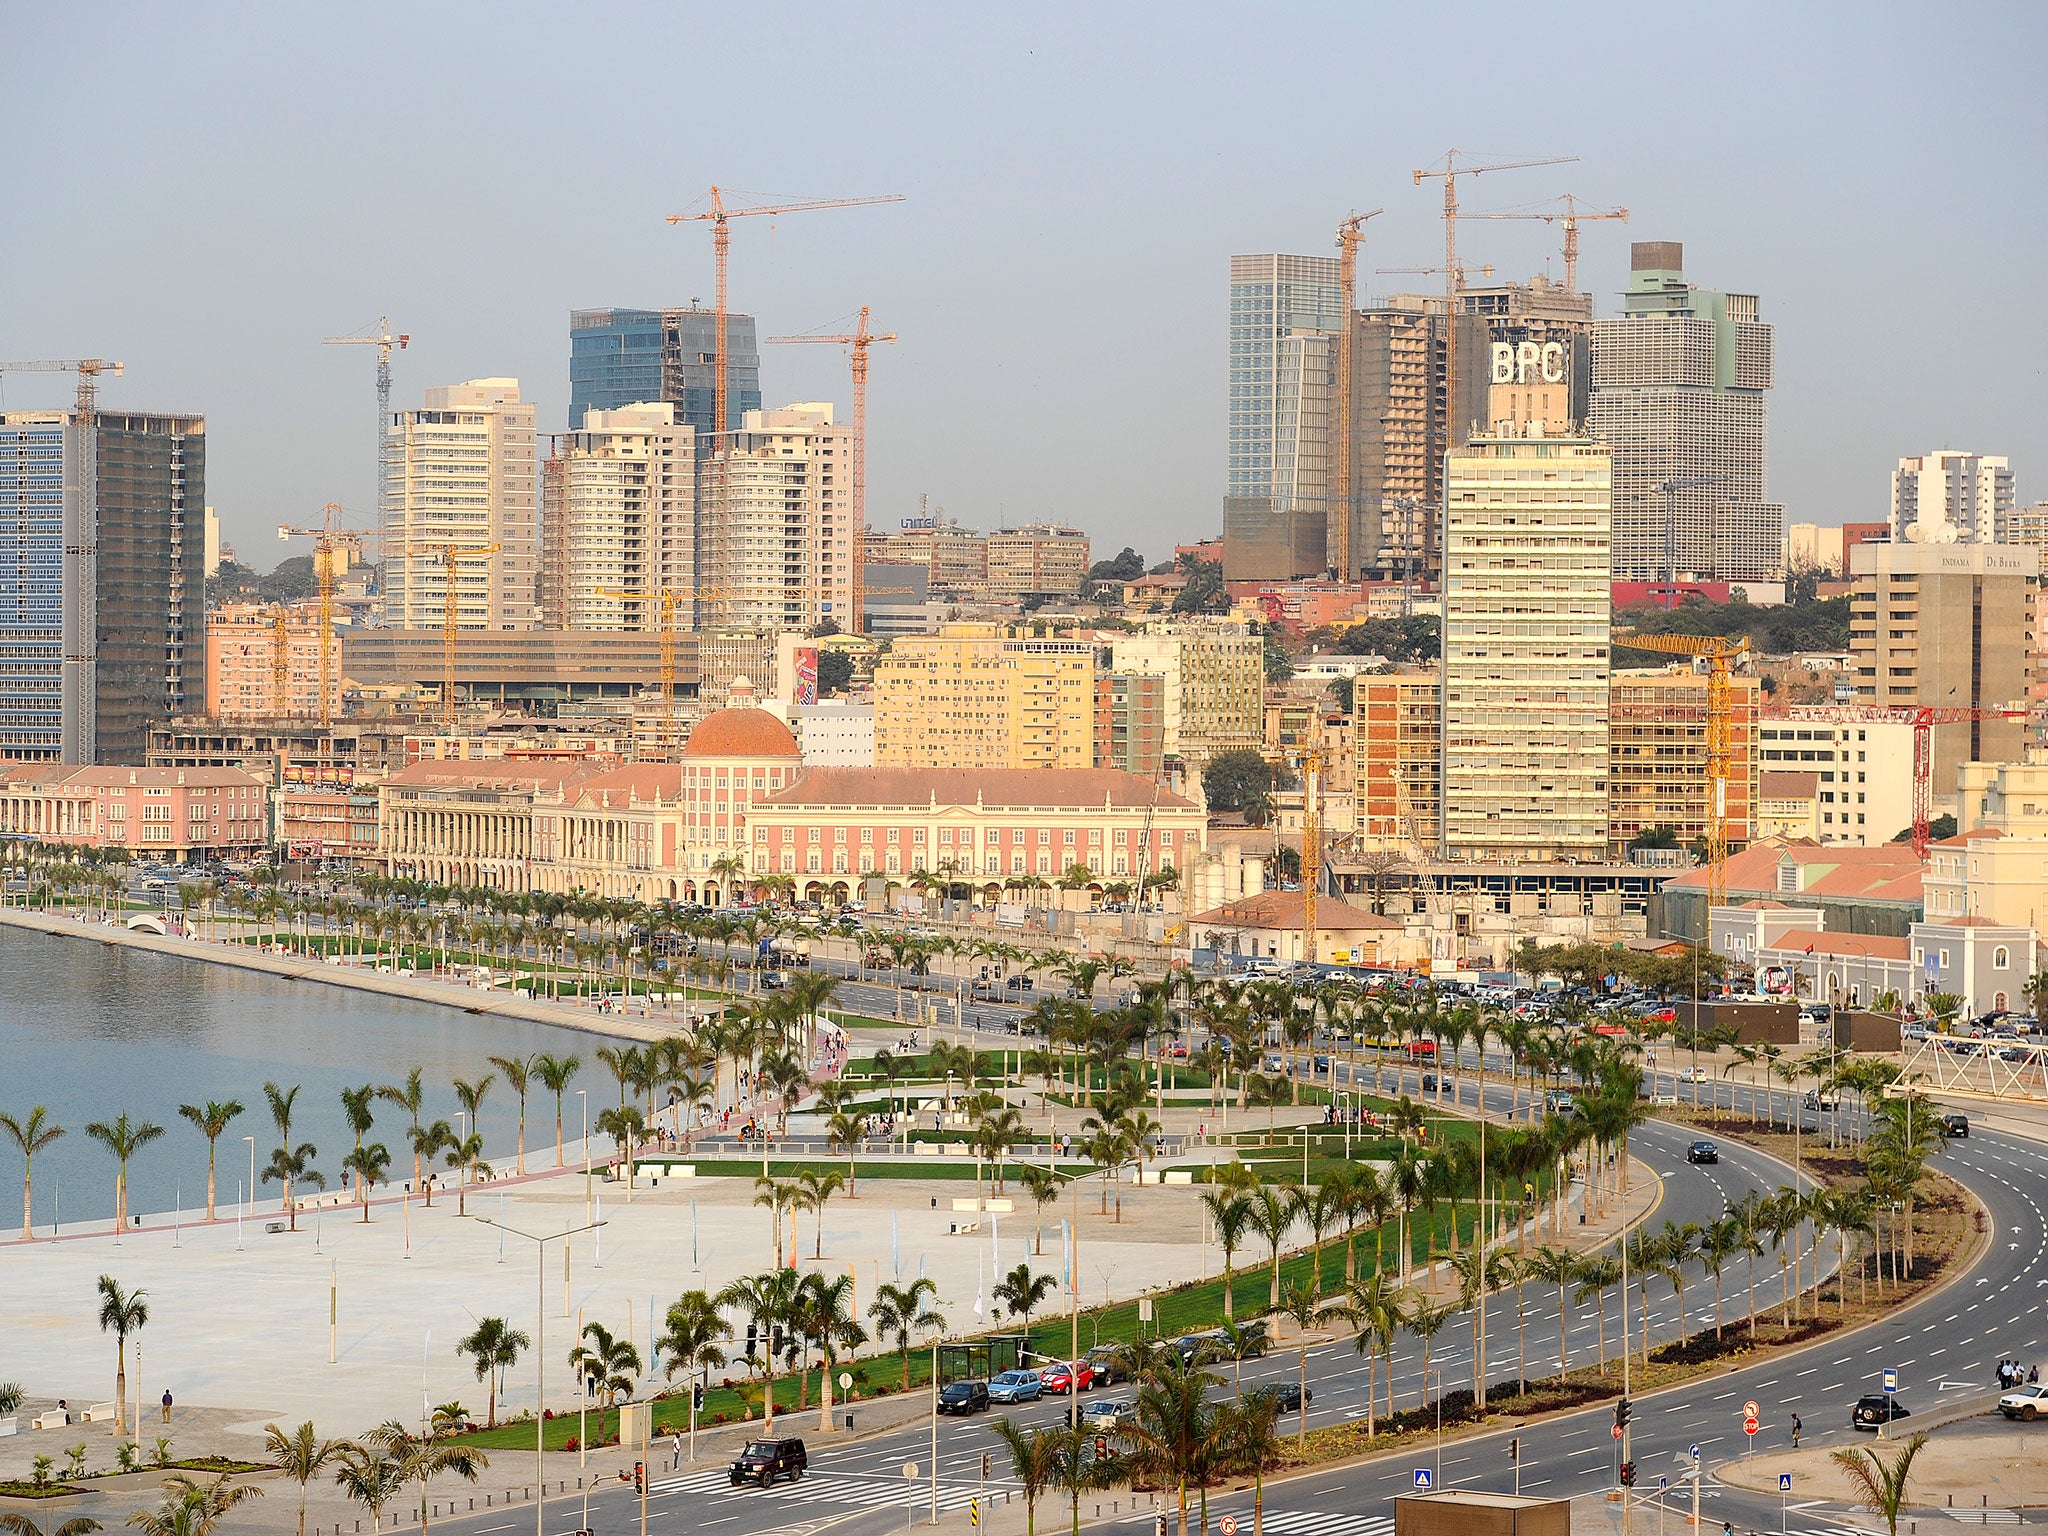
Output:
576 1090 591 1223
476 1217 605 1536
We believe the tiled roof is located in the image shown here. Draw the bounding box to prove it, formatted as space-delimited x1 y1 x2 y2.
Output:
382 761 597 791
1668 837 1924 904
1759 770 1820 797
1190 889 1399 932
1760 927 1910 961
562 765 684 809
761 768 1198 812
681 707 800 759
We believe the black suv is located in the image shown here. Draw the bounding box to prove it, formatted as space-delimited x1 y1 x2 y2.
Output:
729 1437 807 1487
1852 1395 1908 1431
1941 1113 1970 1138
938 1380 990 1416
1084 1344 1130 1385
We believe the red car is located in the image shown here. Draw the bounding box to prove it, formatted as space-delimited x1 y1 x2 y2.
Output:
1039 1360 1095 1394
1405 1039 1437 1058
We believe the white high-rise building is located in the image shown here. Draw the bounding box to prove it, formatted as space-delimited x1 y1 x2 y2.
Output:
1891 450 2014 545
1440 431 1613 860
552 403 696 631
384 379 538 630
708 404 857 634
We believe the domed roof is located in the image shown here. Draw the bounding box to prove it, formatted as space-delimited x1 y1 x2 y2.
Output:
681 705 800 759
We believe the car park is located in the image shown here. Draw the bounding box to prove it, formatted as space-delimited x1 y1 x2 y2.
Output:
988 1370 1044 1404
729 1437 808 1487
937 1380 990 1416
2000 1382 2048 1420
1686 1140 1719 1165
1853 1394 1909 1430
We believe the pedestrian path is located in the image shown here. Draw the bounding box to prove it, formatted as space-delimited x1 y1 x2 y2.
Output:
1206 1510 1394 1536
650 1464 989 1513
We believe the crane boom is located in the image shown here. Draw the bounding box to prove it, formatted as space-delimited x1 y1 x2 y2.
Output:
1332 210 1384 582
0 359 125 419
322 318 410 525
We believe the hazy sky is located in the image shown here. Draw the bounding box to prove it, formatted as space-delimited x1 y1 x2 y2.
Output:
3 2 2043 565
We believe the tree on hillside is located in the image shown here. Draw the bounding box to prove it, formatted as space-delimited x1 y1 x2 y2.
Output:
1334 615 1439 663
1202 749 1280 825
816 650 854 696
1893 814 1955 845
1171 554 1228 614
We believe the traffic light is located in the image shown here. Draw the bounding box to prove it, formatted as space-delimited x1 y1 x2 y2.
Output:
632 1462 644 1494
1619 1461 1637 1488
1615 1396 1633 1431
1507 1436 1520 1464
981 1452 991 1480
1096 1436 1108 1459
692 1383 705 1411
746 1322 759 1356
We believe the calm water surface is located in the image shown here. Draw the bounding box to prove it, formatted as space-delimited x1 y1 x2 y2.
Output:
0 924 633 1227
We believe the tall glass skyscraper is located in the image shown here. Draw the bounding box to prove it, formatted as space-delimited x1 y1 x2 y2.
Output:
568 307 762 439
1223 254 1342 579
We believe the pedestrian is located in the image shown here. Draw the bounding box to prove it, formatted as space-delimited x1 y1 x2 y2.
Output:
2033 1365 2041 1386
162 1389 173 1424
1790 1412 1801 1448
672 1430 682 1469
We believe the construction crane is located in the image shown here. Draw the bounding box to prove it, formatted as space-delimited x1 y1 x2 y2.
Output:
1300 746 1324 961
664 189 906 450
417 542 500 724
1465 196 1628 290
322 318 409 516
1330 210 1385 583
766 307 898 634
595 586 685 751
277 502 374 729
0 359 125 420
1774 703 2033 858
270 604 293 719
1657 472 1734 595
1612 632 1750 911
1412 150 1576 542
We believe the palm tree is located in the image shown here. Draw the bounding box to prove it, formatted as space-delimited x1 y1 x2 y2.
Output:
332 1441 407 1534
532 1054 581 1168
993 1263 1058 1330
124 1471 264 1536
568 1321 641 1407
455 1318 530 1428
1048 1421 1113 1536
1018 1165 1061 1256
486 1054 535 1174
169 1101 241 1224
1832 1433 1931 1536
261 1082 323 1232
1521 1246 1579 1382
96 1275 148 1434
85 1112 164 1235
1273 1280 1322 1445
1122 1349 1224 1536
717 1267 805 1429
868 1278 946 1389
0 1106 64 1240
1217 1391 1284 1536
441 1132 490 1216
1572 1252 1622 1375
655 1290 729 1397
1405 1295 1458 1412
790 1167 847 1258
376 1069 427 1193
1342 1269 1407 1432
359 1422 487 1536
409 1121 454 1208
342 1144 392 1220
0 1515 103 1536
262 1421 353 1536
1450 1243 1512 1410
1247 1185 1293 1309
987 1419 1060 1536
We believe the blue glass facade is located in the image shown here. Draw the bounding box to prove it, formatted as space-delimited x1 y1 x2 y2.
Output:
0 420 67 758
1227 255 1343 500
568 307 761 439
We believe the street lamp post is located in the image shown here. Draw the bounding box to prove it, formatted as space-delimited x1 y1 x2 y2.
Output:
244 1134 256 1234
577 1090 591 1224
477 1216 605 1536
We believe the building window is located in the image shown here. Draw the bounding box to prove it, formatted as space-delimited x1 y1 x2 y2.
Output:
861 827 873 844
1063 829 1076 846
1994 946 2011 969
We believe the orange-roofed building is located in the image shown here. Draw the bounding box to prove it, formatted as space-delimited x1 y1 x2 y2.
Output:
0 764 269 860
1673 837 1925 947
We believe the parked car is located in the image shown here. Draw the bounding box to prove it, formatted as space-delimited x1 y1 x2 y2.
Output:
988 1370 1044 1404
1038 1360 1095 1394
1941 1113 1970 1138
2000 1382 2048 1421
729 1437 808 1487
1084 1344 1130 1385
937 1380 990 1416
1686 1140 1720 1165
1852 1394 1909 1431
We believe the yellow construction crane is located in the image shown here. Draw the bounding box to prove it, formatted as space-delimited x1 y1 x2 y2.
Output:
0 359 125 419
417 542 500 724
1612 631 1750 912
1266 744 1326 962
595 586 684 750
1331 210 1384 582
270 603 292 718
1464 195 1628 290
277 502 373 729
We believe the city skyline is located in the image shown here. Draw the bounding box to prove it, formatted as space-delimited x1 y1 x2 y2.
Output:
2 4 2043 564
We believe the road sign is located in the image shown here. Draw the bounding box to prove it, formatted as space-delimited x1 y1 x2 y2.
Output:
1414 1469 1433 1489
1883 1369 1899 1393
1612 1424 1624 1439
1744 1417 1760 1437
1690 1443 1701 1459
1780 1474 1793 1492
1221 1520 1240 1536
1742 1399 1759 1418
970 1500 980 1529
903 1463 918 1480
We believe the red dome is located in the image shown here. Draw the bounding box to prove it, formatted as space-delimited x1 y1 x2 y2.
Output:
681 706 800 759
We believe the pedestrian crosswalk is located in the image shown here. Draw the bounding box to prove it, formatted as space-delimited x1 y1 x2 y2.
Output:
650 1466 988 1513
1205 1511 1394 1536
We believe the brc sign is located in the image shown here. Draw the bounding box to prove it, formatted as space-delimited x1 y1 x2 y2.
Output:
1490 340 1567 385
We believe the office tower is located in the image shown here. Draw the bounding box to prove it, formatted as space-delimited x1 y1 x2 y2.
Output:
2002 502 2048 548
1588 242 1783 584
1849 542 2038 786
384 379 538 631
1223 254 1342 580
544 404 697 631
568 307 762 440
1757 716 1917 846
871 624 1095 770
1440 431 1612 860
1340 276 1591 583
1608 670 1760 854
1094 671 1167 780
708 404 857 634
1108 623 1264 767
1353 671 1442 851
0 409 206 763
862 512 988 589
984 523 1092 598
1891 450 2014 544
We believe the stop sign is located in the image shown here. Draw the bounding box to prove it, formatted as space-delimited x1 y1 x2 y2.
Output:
1744 1416 1760 1437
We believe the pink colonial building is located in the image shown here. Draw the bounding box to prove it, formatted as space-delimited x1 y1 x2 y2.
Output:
0 765 270 860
